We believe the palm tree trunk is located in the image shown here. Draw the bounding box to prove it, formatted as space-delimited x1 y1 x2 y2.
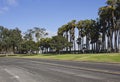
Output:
86 35 89 50
112 10 117 52
110 30 113 52
69 32 72 52
81 37 84 50
73 39 76 52
92 43 94 52
114 30 118 52
118 30 120 52
72 29 75 52
96 41 99 52
102 32 105 50
66 31 69 51
93 43 95 52
107 35 110 52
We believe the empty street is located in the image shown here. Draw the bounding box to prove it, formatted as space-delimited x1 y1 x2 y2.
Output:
0 57 120 82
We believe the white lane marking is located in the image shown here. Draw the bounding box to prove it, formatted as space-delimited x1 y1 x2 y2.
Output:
14 75 20 79
4 68 20 79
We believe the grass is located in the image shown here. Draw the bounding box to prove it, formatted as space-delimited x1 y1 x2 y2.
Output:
11 53 120 63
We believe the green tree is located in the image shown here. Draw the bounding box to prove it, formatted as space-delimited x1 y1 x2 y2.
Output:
9 28 22 53
58 24 69 51
39 38 51 53
34 27 48 42
24 29 34 41
1 27 11 53
20 40 38 54
50 35 72 54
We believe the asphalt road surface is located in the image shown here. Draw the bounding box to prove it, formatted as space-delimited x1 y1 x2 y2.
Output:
0 57 120 82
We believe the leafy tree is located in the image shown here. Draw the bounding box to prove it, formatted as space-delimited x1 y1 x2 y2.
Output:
50 35 72 54
20 40 38 54
39 38 51 53
1 27 11 53
0 26 22 54
24 29 34 41
9 28 22 53
34 27 48 42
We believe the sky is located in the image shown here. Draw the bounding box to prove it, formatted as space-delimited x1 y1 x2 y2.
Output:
0 0 106 36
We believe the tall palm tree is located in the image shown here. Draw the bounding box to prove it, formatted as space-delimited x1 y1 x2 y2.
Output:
88 19 99 51
77 20 86 51
115 0 120 52
68 20 76 52
58 24 70 51
83 19 95 51
117 19 120 52
77 21 82 51
108 0 117 52
62 24 70 51
99 6 113 52
58 26 65 36
98 0 120 52
99 7 106 51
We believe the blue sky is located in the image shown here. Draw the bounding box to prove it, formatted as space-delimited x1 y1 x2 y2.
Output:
0 0 106 36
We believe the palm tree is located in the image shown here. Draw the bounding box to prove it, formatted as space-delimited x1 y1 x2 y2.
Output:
58 24 71 52
82 19 100 52
83 19 96 51
99 7 106 51
98 0 120 52
77 21 82 51
99 6 113 52
68 20 76 52
62 24 70 51
58 26 65 36
77 20 86 51
117 19 120 52
63 24 69 42
108 0 118 52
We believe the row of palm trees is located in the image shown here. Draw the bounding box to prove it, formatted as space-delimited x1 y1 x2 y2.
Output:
57 0 120 53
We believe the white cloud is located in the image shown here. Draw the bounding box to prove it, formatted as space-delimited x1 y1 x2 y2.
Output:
0 0 18 14
7 0 18 6
46 30 57 38
0 6 9 14
2 7 9 11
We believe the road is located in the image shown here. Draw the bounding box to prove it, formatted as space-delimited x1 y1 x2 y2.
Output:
0 57 120 82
